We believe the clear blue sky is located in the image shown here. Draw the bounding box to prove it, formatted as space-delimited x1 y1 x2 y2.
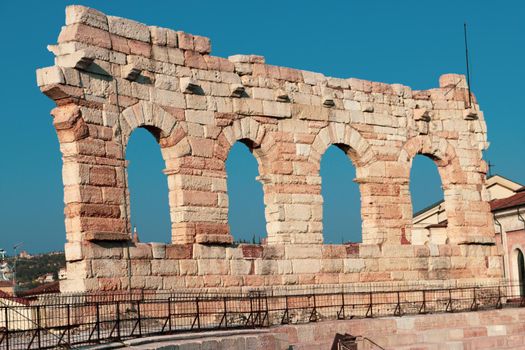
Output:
0 1 523 253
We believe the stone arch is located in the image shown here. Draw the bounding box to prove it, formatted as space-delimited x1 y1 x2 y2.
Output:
213 118 269 243
510 245 525 296
398 135 466 189
115 101 189 244
118 101 178 148
308 123 376 244
125 127 172 243
399 135 467 244
214 117 267 167
309 123 376 169
398 135 459 171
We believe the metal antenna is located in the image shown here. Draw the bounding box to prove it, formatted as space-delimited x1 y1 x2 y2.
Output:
464 22 472 108
487 160 496 177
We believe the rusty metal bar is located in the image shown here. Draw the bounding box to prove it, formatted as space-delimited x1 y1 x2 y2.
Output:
337 291 346 320
419 290 426 314
281 295 289 324
470 287 478 311
366 292 373 318
394 291 401 316
3 306 9 350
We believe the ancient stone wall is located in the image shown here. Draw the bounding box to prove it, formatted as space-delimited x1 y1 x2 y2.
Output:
37 6 502 292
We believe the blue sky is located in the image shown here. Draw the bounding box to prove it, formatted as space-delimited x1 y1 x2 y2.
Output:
0 1 523 253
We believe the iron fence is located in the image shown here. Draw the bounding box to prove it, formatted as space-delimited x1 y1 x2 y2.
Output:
0 283 524 349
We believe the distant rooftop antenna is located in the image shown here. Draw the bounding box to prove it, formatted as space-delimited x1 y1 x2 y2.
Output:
464 22 473 108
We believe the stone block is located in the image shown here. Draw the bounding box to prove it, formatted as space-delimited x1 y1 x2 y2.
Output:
151 260 178 275
198 259 229 275
255 260 278 275
263 245 285 259
166 244 193 259
149 26 167 46
107 16 150 42
177 31 194 50
36 66 65 87
321 259 343 273
193 35 211 54
292 259 320 274
278 260 293 274
230 260 252 275
285 245 322 259
179 260 198 275
56 49 95 70
65 5 108 30
121 63 141 81
192 244 226 259
91 259 126 278
241 245 263 259
58 23 111 49
150 243 166 259
131 260 151 276
186 110 214 125
128 244 152 259
65 242 83 261
343 258 365 273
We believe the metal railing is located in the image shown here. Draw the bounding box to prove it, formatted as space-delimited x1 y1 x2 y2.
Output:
1 283 524 349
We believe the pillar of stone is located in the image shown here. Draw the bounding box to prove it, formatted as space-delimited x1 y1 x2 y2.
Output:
52 103 131 243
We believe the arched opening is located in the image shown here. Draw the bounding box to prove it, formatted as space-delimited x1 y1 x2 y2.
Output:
126 127 171 243
517 249 525 296
320 144 361 244
410 154 446 245
225 141 266 244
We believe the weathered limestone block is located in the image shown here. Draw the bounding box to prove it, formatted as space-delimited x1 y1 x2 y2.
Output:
197 259 229 275
151 260 178 275
36 66 65 86
66 5 109 30
150 243 166 259
343 258 366 273
108 16 150 42
292 259 321 274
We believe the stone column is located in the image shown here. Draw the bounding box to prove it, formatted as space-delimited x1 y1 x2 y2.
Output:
263 123 324 245
162 117 234 245
358 170 412 245
54 104 130 243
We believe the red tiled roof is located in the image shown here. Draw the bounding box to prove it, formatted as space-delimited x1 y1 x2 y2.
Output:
0 290 31 305
490 190 525 212
0 280 13 287
18 281 60 297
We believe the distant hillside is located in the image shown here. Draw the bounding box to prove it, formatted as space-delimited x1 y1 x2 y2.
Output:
7 252 65 290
